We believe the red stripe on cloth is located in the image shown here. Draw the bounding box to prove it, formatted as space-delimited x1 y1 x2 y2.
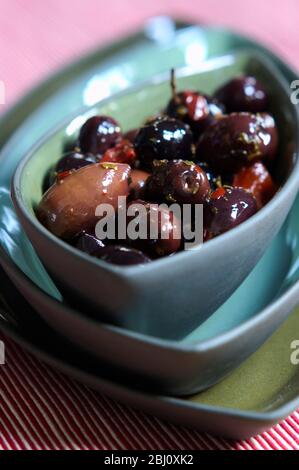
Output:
252 435 274 450
6 343 80 449
55 376 130 449
60 383 124 449
100 399 158 449
283 417 299 444
234 441 253 451
28 365 102 450
267 429 291 450
0 415 20 450
16 351 108 449
1 333 299 450
273 424 298 449
0 372 50 449
0 395 27 450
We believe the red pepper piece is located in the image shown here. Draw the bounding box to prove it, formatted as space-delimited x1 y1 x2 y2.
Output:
233 161 276 209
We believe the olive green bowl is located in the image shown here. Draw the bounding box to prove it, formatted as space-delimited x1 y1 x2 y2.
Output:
12 49 299 339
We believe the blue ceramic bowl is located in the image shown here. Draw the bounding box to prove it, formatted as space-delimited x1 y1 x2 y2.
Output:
12 50 299 339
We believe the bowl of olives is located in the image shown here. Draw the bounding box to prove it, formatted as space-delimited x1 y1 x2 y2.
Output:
12 50 299 339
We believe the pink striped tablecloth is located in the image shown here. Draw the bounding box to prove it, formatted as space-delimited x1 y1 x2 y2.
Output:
1 0 299 451
1 332 299 451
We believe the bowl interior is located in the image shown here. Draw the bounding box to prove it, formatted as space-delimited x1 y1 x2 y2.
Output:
12 49 299 343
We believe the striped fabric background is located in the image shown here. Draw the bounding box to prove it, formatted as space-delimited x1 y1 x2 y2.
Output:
1 333 299 450
0 0 299 451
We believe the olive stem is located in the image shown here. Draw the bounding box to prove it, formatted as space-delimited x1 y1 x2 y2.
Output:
170 68 179 103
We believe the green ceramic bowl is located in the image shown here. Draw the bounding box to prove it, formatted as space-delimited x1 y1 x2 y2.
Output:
12 49 299 339
2 259 299 438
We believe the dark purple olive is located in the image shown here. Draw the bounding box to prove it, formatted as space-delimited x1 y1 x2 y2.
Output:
166 91 224 139
145 159 210 204
126 199 181 257
37 162 131 240
75 231 106 256
134 116 193 169
204 187 257 236
44 150 98 190
43 149 98 192
75 231 150 265
196 112 278 173
129 169 150 200
56 151 98 173
214 76 268 113
97 245 151 266
78 116 122 155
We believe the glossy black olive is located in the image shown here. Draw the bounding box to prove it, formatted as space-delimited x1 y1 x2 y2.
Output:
97 245 151 266
214 76 268 113
75 232 150 265
44 150 98 190
204 187 257 235
56 151 98 173
75 231 106 256
196 112 278 173
134 116 193 169
195 161 221 191
78 115 122 155
145 159 210 204
166 91 224 139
